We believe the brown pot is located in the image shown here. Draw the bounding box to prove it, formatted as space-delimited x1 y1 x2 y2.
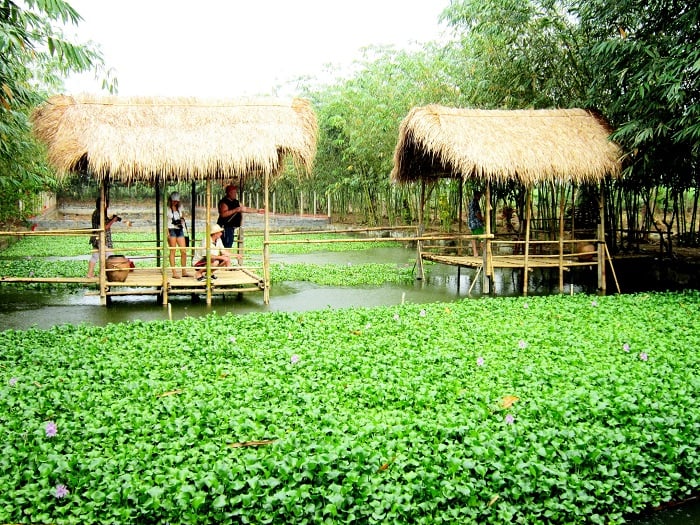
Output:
106 255 131 282
577 243 596 262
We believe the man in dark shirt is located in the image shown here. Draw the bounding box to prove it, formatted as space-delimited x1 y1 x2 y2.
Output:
217 184 242 248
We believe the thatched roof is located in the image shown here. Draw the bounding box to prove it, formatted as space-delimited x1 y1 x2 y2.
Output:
31 94 318 182
391 105 623 185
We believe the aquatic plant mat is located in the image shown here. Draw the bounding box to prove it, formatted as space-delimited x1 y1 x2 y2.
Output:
1 292 698 524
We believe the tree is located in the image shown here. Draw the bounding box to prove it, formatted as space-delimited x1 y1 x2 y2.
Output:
574 0 700 252
301 44 466 225
440 0 589 109
0 0 108 222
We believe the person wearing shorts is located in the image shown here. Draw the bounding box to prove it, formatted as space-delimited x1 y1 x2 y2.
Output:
167 192 191 278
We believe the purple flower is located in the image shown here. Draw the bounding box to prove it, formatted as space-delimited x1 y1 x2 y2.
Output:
290 354 300 365
476 357 485 367
518 339 527 349
55 484 69 498
419 309 426 317
639 352 648 361
393 314 400 321
505 414 515 425
523 303 529 309
45 421 57 438
623 343 630 352
365 322 372 330
591 300 598 307
8 377 17 386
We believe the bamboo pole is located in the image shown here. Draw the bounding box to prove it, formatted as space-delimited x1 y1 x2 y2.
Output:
263 171 271 304
99 182 107 306
483 182 492 294
416 179 426 280
604 243 621 294
598 183 607 294
206 179 212 306
161 182 169 305
523 187 532 296
558 183 566 293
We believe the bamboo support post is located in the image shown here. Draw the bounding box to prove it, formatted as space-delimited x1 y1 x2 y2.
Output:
523 188 532 296
263 172 271 304
416 179 426 280
558 184 566 293
604 243 621 294
598 185 607 294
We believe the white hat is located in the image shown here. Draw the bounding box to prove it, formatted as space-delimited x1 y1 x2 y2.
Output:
170 192 181 201
210 224 223 235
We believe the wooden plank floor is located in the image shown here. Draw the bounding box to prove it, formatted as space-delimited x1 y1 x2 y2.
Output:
103 267 265 297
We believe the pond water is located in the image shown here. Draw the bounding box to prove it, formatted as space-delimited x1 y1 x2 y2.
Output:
0 246 597 331
0 247 697 524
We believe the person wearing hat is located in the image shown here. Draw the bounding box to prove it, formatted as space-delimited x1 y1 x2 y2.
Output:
167 192 191 278
193 224 231 281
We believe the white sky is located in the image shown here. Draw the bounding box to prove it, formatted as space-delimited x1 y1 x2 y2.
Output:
62 0 448 98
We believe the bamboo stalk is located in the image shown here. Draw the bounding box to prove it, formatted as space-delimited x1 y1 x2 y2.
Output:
523 188 532 296
604 243 621 294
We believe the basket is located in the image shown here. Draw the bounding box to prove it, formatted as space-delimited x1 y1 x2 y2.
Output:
106 255 132 282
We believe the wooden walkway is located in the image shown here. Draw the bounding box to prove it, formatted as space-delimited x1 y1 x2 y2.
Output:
422 253 597 270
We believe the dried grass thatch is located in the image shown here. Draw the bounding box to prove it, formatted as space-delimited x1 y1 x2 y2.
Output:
31 94 318 183
391 105 623 185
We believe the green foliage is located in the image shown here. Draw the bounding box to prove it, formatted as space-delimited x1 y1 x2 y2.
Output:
441 0 588 109
0 0 109 222
270 262 414 286
1 292 699 523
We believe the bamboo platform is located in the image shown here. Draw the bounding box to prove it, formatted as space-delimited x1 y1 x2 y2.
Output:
87 267 265 299
422 253 597 269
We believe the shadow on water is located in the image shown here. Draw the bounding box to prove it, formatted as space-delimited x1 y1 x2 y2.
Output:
0 245 698 523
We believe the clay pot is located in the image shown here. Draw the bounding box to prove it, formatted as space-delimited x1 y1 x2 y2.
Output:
577 243 596 262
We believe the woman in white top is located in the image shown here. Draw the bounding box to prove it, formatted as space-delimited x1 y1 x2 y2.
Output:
167 192 191 278
193 224 231 281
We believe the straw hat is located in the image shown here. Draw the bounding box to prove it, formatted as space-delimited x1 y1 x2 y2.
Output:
209 224 223 235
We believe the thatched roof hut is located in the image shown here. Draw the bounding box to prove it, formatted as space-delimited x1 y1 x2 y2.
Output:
31 94 318 182
391 105 622 185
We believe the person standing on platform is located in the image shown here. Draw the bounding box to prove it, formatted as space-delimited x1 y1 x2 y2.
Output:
166 192 191 279
87 197 121 278
217 184 242 249
468 189 485 257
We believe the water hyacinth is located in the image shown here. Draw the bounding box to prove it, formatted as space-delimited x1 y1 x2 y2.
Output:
290 354 300 365
54 484 69 499
518 339 528 349
419 309 426 317
623 343 630 352
476 357 485 366
8 377 17 386
639 352 648 361
45 421 57 438
393 313 400 321
505 414 515 425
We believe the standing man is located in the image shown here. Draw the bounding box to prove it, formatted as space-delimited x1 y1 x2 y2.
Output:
217 184 242 249
468 189 485 257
